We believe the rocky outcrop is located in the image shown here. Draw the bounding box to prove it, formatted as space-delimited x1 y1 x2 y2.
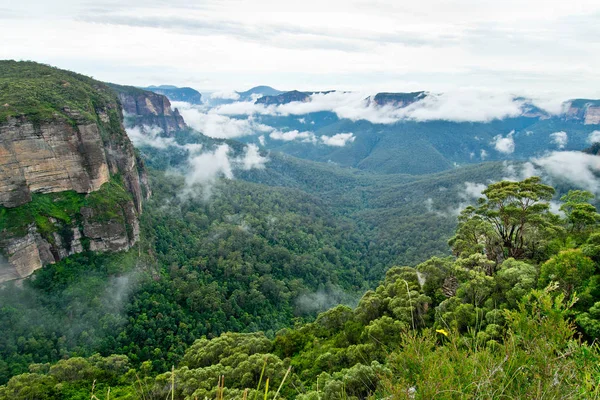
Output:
0 198 140 282
370 92 426 107
143 85 203 105
255 90 312 105
81 202 140 252
0 61 150 283
111 84 187 135
0 117 110 208
565 100 600 125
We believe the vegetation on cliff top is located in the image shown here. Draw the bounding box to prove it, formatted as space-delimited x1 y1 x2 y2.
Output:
0 61 121 125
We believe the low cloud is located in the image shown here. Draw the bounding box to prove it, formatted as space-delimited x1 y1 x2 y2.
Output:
426 181 488 217
550 131 568 149
588 130 600 144
126 125 178 149
185 144 234 188
239 144 268 170
295 287 358 315
320 132 355 147
126 121 268 199
211 90 554 124
175 102 273 139
493 131 515 154
182 143 268 199
480 149 488 160
126 125 204 154
209 91 241 101
270 129 316 143
531 151 600 193
173 101 355 147
463 182 487 199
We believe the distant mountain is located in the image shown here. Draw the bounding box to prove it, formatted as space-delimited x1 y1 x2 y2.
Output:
237 85 282 100
142 85 202 105
255 90 311 105
369 91 426 107
255 89 335 105
565 99 600 124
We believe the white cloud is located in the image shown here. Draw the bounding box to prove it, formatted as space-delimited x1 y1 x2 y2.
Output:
209 90 241 100
532 151 600 193
258 135 266 146
126 125 178 149
480 149 488 160
175 102 273 139
550 131 568 149
185 144 234 187
463 182 486 199
126 124 205 154
520 161 540 178
3 1 600 98
588 130 600 144
269 129 317 143
181 143 268 198
238 144 268 170
320 132 355 147
493 131 515 154
212 90 545 124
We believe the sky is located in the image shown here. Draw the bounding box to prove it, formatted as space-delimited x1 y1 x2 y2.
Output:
2 0 600 97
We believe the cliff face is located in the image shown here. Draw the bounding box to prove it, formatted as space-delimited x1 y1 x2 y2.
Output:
0 61 149 283
565 100 600 125
143 85 203 105
111 84 187 135
255 90 311 105
371 92 426 107
0 117 110 208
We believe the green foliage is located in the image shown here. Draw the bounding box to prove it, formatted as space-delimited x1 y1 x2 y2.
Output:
561 190 600 234
0 60 119 125
4 172 600 398
540 249 595 297
0 175 133 243
451 176 561 261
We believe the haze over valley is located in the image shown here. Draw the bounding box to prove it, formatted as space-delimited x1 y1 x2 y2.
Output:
1 1 600 399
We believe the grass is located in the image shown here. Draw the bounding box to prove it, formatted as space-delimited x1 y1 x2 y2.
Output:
0 60 117 125
0 176 133 243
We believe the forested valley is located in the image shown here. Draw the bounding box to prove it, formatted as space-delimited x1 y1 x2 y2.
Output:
3 173 600 399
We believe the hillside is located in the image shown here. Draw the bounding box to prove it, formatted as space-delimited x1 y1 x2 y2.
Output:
142 85 202 105
3 177 600 399
0 61 149 281
1 61 600 399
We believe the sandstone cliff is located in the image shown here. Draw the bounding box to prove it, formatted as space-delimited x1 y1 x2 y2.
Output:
370 92 426 107
255 90 312 105
110 84 187 135
143 85 203 105
565 99 600 125
0 61 149 282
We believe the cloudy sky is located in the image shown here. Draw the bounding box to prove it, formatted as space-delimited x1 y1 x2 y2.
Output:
2 0 600 97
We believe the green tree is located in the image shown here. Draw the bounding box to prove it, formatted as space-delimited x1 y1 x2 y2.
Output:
560 190 600 234
453 177 556 260
539 249 595 298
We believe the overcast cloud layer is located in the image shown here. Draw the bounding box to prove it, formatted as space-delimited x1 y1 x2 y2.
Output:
2 0 600 97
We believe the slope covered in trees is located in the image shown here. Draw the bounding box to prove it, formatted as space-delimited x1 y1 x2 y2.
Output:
2 177 600 399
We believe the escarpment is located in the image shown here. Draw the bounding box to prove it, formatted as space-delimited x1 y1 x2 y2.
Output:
110 83 187 135
565 99 600 125
0 60 150 282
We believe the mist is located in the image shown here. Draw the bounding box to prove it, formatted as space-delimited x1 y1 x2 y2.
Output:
210 90 564 124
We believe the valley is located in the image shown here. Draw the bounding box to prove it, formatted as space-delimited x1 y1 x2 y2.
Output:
1 61 600 399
